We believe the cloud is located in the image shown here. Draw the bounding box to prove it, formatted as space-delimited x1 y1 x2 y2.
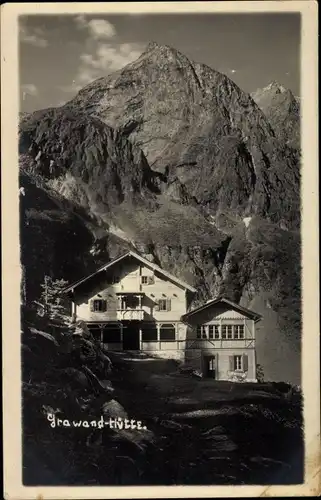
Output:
58 16 144 94
20 23 48 48
74 15 116 39
81 43 142 73
21 83 38 97
61 42 144 93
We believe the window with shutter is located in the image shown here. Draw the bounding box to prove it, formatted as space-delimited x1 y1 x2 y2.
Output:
242 354 248 371
158 299 171 311
158 299 166 311
92 299 107 312
233 355 242 370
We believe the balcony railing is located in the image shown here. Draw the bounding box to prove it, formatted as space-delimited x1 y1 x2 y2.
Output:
117 309 144 321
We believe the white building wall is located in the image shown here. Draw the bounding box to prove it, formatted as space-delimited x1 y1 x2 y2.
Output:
73 262 187 323
184 305 258 381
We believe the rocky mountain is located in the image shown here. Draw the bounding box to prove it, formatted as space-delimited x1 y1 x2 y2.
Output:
19 43 301 384
251 81 300 150
66 42 300 229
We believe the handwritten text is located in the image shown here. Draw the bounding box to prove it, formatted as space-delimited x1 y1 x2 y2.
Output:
47 413 148 430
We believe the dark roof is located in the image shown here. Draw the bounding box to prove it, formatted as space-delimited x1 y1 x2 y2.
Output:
181 296 262 323
62 250 196 294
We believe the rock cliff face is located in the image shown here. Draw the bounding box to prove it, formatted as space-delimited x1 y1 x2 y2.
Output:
251 81 300 150
19 43 301 384
67 42 300 229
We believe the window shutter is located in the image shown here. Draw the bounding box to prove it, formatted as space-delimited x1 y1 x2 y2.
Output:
102 300 107 312
216 354 219 373
242 354 248 372
155 300 160 311
148 276 155 285
90 300 94 312
229 356 234 371
166 298 171 311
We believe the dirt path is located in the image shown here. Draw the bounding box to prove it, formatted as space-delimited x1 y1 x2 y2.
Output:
106 352 304 485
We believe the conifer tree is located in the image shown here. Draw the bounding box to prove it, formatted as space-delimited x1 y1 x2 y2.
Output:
40 276 69 319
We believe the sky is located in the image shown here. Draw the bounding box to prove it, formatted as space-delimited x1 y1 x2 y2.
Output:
19 13 300 113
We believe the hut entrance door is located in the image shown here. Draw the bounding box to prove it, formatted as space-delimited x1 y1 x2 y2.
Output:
204 355 216 379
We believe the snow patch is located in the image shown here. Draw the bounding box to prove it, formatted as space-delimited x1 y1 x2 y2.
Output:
208 215 216 226
243 217 252 228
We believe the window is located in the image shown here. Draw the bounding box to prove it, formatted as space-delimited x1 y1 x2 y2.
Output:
234 355 242 371
208 356 216 370
103 325 121 343
159 324 176 341
157 298 171 311
230 354 248 372
91 299 107 312
196 325 207 338
142 325 158 342
222 325 233 339
121 295 139 310
234 325 244 339
208 325 220 339
141 275 154 285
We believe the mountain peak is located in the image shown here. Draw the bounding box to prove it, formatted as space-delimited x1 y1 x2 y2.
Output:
143 41 182 57
251 81 295 102
145 40 163 51
263 81 293 95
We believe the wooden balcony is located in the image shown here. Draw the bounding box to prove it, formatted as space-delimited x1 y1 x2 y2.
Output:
117 309 145 321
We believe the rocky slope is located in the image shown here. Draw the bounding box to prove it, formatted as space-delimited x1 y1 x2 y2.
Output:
19 107 229 305
67 42 300 229
251 81 300 150
19 43 301 384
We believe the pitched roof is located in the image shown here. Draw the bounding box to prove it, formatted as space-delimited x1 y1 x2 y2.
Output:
181 296 262 323
62 250 196 294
